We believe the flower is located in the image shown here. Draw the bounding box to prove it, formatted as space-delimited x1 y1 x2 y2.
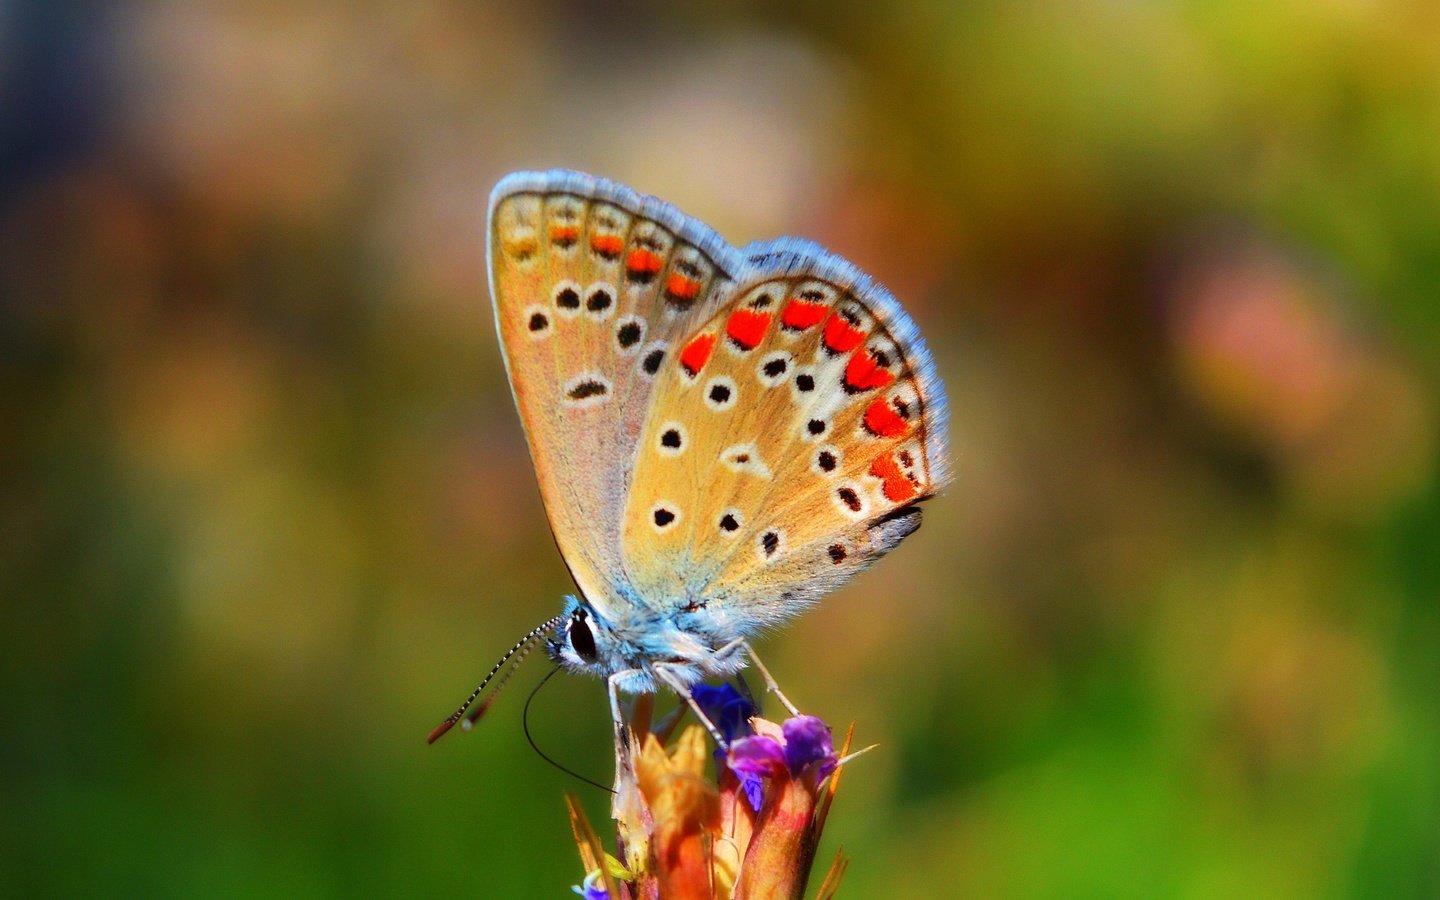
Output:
570 871 609 900
690 683 757 743
692 684 765 812
566 684 856 900
728 716 838 786
725 716 841 899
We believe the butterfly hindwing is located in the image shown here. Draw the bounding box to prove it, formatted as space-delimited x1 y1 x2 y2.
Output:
620 239 950 629
488 172 742 612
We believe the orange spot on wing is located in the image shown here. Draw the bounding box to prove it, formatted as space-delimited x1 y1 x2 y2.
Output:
503 234 538 258
626 248 664 275
781 299 828 330
823 314 866 354
665 273 702 301
844 351 896 392
869 453 918 502
725 309 772 350
549 224 579 244
679 333 717 376
863 397 909 438
590 233 624 257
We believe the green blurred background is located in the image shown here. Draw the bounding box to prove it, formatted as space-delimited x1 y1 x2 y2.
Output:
4 1 1438 896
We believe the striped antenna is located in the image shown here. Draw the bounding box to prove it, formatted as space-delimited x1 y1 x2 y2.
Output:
427 614 564 744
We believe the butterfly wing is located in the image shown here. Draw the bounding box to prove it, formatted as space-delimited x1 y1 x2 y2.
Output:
488 171 745 612
619 238 950 630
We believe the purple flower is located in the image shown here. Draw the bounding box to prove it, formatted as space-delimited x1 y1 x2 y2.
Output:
570 872 608 899
691 683 766 810
728 715 838 784
781 716 837 780
690 682 757 743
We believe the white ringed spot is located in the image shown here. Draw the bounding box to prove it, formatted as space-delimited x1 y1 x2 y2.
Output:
704 376 738 411
649 501 682 533
638 341 668 379
562 372 611 408
791 364 819 400
801 415 829 442
553 279 583 318
832 480 870 520
811 445 843 477
756 528 785 562
756 350 793 387
717 509 743 537
584 282 617 320
615 315 646 354
719 443 772 479
656 422 687 458
523 304 552 339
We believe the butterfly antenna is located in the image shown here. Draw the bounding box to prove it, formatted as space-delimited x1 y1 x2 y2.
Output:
523 666 613 794
427 614 564 744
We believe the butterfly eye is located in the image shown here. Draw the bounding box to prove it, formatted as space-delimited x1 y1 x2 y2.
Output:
568 611 598 664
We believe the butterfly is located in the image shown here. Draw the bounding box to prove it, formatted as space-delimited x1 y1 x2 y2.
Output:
428 170 949 746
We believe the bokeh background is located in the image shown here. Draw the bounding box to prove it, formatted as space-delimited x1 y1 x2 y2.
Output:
4 1 1439 896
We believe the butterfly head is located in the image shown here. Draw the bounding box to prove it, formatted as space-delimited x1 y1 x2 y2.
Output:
547 595 625 677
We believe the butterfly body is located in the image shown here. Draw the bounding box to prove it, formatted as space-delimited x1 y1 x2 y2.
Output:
486 170 949 698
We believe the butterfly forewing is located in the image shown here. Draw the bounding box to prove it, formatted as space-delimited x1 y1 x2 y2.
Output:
488 173 741 611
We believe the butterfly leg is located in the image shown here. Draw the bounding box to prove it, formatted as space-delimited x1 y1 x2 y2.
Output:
653 664 729 747
607 669 656 862
716 638 801 717
608 670 644 818
608 669 644 764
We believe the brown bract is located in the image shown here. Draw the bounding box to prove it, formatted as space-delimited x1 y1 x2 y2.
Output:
635 727 722 900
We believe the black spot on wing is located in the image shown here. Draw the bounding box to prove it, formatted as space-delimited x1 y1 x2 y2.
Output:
761 531 780 556
617 321 642 348
567 379 608 401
